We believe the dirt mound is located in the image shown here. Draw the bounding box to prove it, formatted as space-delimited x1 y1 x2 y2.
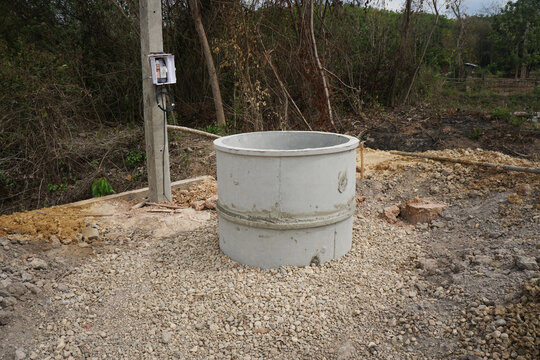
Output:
172 177 217 207
0 206 93 242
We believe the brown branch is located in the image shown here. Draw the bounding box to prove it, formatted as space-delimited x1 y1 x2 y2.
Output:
389 151 540 174
167 125 221 139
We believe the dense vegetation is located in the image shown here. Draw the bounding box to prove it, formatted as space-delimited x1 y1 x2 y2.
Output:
1 0 539 212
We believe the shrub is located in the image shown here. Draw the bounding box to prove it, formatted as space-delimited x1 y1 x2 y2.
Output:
492 107 510 119
126 149 146 168
92 178 115 197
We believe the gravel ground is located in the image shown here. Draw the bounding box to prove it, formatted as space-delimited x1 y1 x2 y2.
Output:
1 148 538 360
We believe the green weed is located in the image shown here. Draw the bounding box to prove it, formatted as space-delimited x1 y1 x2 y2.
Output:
492 107 510 119
92 177 115 197
199 121 233 136
126 149 145 168
508 116 526 127
468 128 482 140
48 183 68 192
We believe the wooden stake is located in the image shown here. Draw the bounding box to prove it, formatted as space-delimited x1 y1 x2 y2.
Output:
360 141 365 179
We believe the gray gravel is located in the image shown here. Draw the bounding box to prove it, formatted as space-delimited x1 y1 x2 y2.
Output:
21 215 428 359
1 148 538 360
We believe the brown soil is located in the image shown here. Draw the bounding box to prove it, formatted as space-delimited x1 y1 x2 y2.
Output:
0 206 92 242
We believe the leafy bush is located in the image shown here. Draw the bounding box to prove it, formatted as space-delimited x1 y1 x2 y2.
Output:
92 178 115 198
492 107 510 119
126 149 146 168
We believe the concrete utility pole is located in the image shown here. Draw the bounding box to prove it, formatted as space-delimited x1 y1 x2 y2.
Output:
139 0 172 202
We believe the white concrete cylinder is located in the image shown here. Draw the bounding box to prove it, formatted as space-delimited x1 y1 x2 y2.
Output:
214 131 359 268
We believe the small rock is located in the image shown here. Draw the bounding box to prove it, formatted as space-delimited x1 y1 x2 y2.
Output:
204 195 218 210
78 242 90 248
20 271 33 282
56 338 66 351
400 198 446 224
15 349 26 360
494 305 506 316
60 237 72 245
507 193 523 205
356 195 366 204
515 183 532 196
415 282 426 292
162 330 172 343
415 222 429 230
29 258 48 270
195 322 205 330
81 227 99 241
381 205 400 224
418 258 438 274
50 235 61 248
7 282 27 298
431 220 445 228
515 256 538 271
0 310 13 325
24 283 40 294
191 200 205 211
1 296 17 307
472 255 492 266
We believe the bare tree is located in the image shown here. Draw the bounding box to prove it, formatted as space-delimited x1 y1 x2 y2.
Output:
388 0 413 107
188 0 226 126
520 21 530 79
403 0 441 104
450 0 466 79
308 0 335 130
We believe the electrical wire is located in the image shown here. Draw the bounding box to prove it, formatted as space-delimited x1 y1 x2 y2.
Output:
156 87 175 112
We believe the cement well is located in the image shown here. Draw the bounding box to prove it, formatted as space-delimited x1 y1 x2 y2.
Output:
214 131 359 268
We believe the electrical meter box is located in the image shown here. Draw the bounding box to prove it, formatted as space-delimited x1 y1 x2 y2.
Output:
148 53 176 85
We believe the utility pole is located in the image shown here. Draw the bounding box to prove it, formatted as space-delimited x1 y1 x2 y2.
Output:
139 0 172 202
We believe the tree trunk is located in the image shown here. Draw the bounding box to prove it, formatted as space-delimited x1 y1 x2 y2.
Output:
189 0 226 126
309 0 335 130
388 0 413 107
403 0 439 105
451 1 465 80
520 21 529 79
515 43 520 80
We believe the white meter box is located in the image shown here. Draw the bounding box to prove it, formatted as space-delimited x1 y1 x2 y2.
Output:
149 53 176 85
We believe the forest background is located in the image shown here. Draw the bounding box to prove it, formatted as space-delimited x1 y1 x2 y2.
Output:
1 0 539 213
